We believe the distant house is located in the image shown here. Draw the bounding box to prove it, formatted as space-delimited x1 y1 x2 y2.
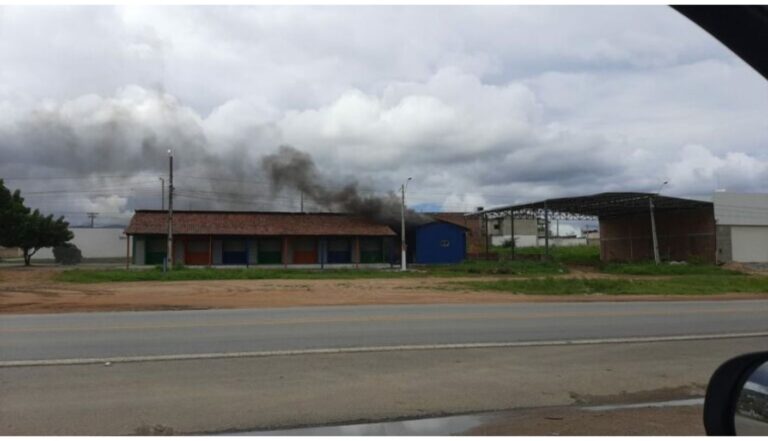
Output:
486 216 539 247
125 210 397 267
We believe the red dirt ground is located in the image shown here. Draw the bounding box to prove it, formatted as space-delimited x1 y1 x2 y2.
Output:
2 266 768 314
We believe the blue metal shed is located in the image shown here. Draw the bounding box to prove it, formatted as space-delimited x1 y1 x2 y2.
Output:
413 221 467 264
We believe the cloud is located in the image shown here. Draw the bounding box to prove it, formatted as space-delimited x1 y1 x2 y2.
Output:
73 195 129 215
665 145 768 195
279 68 540 169
1 5 767 223
0 86 208 176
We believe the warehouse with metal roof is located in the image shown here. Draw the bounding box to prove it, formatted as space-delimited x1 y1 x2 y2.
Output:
471 192 716 263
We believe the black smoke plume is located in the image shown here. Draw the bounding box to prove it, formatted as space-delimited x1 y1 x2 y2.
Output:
261 145 429 229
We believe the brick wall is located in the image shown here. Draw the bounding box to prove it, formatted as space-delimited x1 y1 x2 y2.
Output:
599 206 716 263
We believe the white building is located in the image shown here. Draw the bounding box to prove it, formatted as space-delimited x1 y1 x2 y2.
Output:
33 227 130 261
713 192 768 263
487 216 539 247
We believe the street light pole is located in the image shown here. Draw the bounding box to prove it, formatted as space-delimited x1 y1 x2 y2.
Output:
649 180 668 265
159 177 165 210
166 150 174 271
400 177 412 272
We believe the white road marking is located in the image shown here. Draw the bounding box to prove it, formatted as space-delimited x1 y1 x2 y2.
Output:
582 397 705 411
2 331 767 368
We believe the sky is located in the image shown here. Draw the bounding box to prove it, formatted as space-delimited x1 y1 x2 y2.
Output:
1 5 767 226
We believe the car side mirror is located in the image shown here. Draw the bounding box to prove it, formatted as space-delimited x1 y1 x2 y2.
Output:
704 351 768 435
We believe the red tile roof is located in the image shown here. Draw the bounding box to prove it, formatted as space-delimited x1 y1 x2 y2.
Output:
126 210 396 237
427 213 471 230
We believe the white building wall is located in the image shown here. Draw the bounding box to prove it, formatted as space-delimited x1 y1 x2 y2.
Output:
492 235 587 248
537 237 588 247
491 235 537 247
713 192 768 226
489 217 538 237
731 226 768 263
713 192 768 263
34 228 130 260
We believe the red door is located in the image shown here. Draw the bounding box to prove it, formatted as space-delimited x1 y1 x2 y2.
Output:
292 237 318 264
185 238 210 265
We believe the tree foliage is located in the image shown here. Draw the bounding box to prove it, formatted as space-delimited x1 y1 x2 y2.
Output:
53 243 83 265
0 179 30 246
0 179 74 265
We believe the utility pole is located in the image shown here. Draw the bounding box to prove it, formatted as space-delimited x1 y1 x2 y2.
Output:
400 177 412 271
543 202 550 259
300 191 304 213
649 180 668 265
484 215 490 260
159 177 165 210
166 150 174 271
86 212 98 228
649 196 660 265
509 209 515 260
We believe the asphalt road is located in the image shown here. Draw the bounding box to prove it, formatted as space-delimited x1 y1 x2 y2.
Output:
2 300 768 434
3 337 766 435
2 300 768 362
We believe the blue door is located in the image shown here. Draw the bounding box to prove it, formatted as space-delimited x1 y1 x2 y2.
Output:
222 238 247 264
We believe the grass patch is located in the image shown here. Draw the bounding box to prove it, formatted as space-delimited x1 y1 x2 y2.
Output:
56 267 413 283
55 261 567 284
459 275 768 296
496 245 601 266
426 260 566 276
601 262 742 276
500 245 740 276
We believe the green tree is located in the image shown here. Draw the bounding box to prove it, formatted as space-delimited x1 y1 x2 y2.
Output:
0 179 74 266
0 178 31 247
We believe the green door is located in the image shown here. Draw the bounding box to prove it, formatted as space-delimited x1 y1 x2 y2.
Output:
257 238 282 264
360 237 383 263
145 237 167 265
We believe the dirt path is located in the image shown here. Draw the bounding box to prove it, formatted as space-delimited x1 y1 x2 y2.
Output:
2 266 768 314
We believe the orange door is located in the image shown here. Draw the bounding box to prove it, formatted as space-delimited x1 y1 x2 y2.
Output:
292 237 318 264
185 238 210 265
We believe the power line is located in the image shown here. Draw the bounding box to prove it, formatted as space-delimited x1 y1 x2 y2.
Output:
42 210 132 215
2 174 152 181
20 184 159 195
176 189 306 202
175 194 303 210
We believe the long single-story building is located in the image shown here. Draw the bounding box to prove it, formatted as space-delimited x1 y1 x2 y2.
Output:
125 210 397 267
